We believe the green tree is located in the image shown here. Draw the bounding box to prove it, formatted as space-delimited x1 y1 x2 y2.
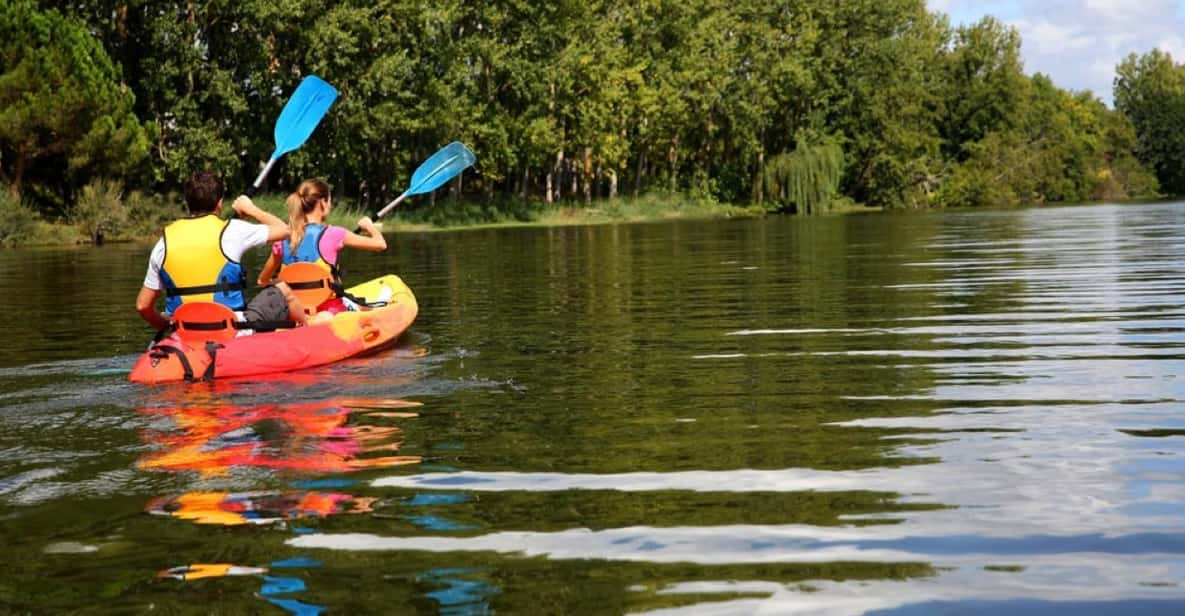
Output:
806 0 948 208
1114 49 1185 195
939 16 1027 161
0 0 149 202
8 0 1164 222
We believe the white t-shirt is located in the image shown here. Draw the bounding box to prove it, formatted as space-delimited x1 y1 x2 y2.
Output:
142 219 271 290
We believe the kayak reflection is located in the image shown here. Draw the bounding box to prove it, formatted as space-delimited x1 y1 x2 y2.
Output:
146 490 377 526
137 398 423 476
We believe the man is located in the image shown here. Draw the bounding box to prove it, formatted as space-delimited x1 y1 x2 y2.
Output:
136 170 306 331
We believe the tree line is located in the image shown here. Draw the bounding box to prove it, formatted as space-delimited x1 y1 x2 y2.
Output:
1 0 1181 227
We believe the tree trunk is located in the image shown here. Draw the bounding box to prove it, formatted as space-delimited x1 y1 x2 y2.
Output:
634 150 645 198
609 170 618 199
570 158 578 197
548 149 563 204
520 166 529 199
186 2 196 95
754 148 764 205
583 147 593 205
668 137 679 193
13 141 27 196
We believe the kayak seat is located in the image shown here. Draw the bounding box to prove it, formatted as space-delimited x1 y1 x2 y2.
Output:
172 301 238 343
277 262 336 314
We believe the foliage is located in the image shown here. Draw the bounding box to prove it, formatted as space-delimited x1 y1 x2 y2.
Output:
0 188 39 247
0 0 149 211
123 190 186 238
0 0 1170 232
1114 49 1185 195
763 142 845 214
939 17 1027 161
70 178 126 244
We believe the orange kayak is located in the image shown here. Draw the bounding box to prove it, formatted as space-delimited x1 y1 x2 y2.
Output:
129 274 417 384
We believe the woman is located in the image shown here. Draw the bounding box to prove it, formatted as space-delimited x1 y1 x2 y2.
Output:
257 179 387 315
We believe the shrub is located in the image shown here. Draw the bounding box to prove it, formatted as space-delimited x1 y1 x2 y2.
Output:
0 187 40 247
124 190 184 237
71 178 126 244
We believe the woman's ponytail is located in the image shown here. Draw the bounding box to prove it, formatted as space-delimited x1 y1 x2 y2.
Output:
286 191 309 248
286 178 329 249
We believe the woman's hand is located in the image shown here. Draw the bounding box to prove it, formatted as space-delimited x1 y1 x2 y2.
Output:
357 216 380 233
346 216 388 251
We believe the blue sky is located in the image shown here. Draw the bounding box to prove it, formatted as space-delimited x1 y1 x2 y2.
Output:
927 0 1185 104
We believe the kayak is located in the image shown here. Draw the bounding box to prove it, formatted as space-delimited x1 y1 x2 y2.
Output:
129 274 417 384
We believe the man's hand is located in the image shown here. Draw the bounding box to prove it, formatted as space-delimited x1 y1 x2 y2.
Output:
231 194 290 242
232 195 257 219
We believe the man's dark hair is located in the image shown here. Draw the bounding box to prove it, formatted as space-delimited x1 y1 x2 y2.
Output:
184 170 225 213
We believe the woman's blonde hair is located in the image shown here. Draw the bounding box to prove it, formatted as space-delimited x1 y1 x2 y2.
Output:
285 179 330 249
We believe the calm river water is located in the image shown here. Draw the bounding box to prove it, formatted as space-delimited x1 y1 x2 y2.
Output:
3 203 1185 614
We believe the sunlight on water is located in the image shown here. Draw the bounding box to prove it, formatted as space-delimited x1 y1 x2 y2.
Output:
3 204 1185 612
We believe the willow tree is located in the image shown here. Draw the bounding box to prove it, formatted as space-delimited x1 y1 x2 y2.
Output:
762 142 844 214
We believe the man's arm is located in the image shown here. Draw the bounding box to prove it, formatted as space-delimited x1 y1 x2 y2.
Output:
232 195 290 242
136 286 170 330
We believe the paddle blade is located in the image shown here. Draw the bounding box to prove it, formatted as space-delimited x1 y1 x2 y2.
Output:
405 142 476 196
272 75 338 160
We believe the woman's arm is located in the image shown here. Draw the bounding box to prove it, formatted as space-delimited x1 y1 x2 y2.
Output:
342 217 387 251
258 252 281 286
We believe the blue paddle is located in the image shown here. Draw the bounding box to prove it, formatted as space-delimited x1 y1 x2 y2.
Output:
371 142 477 221
246 75 339 197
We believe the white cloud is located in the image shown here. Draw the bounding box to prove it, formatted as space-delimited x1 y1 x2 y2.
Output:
929 0 1185 104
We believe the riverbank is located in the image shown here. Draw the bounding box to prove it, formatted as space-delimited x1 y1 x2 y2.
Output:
226 193 880 233
8 192 881 246
379 193 770 232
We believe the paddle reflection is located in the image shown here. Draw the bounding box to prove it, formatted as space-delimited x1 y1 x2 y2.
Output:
137 398 423 476
158 556 328 616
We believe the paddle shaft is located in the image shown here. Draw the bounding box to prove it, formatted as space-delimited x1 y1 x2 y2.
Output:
245 158 280 198
353 192 406 233
376 192 409 220
353 142 475 231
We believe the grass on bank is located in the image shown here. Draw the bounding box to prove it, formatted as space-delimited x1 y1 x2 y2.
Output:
236 191 767 232
0 179 882 247
381 191 767 231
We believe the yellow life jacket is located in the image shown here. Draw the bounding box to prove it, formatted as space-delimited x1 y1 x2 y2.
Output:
160 215 246 312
